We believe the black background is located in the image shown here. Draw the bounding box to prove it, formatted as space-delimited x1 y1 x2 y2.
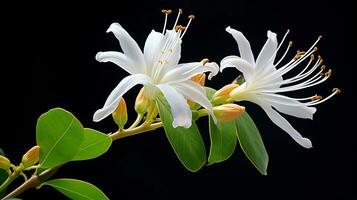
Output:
1 0 355 199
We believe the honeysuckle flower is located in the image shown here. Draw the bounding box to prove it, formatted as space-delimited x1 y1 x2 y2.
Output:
93 9 219 128
221 27 340 148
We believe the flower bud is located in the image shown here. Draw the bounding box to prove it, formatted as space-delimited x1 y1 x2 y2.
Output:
188 73 206 109
135 87 154 114
213 104 245 123
112 98 128 129
0 155 11 171
211 84 239 105
22 145 40 168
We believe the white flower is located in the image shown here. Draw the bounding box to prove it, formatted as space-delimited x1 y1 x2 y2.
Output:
93 10 218 128
221 27 340 148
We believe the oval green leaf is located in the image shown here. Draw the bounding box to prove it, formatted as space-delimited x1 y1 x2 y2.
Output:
236 112 268 175
41 178 109 200
208 117 237 164
36 108 84 169
156 96 206 172
72 128 112 161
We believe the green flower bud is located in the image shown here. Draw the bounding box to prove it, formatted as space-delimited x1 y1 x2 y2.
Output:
112 98 128 129
22 145 40 168
0 155 11 171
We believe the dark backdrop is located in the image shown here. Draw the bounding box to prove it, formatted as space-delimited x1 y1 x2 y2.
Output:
1 0 355 199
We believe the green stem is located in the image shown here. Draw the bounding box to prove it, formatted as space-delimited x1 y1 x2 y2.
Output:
110 122 163 141
129 114 143 129
0 165 23 192
2 166 60 200
1 121 163 199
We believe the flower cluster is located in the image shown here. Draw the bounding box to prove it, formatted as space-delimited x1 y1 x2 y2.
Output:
94 9 340 148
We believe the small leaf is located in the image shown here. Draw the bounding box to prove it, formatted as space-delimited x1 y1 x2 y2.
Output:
36 108 84 169
0 148 8 197
41 178 109 200
72 128 112 161
204 87 217 100
208 117 237 164
236 112 268 175
156 96 206 172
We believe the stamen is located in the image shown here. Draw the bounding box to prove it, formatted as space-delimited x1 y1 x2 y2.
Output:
202 58 209 65
320 65 326 70
310 95 323 101
307 87 340 106
332 88 341 94
294 50 306 60
289 41 293 46
175 25 186 31
310 54 315 61
188 15 195 19
324 69 332 77
161 9 172 14
173 9 183 29
180 14 195 39
161 9 172 34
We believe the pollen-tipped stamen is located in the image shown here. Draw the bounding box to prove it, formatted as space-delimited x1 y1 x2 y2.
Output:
173 9 183 29
307 88 340 106
161 9 172 33
181 15 195 39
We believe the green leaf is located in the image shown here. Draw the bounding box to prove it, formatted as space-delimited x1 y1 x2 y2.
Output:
36 108 84 169
0 148 8 197
236 112 268 175
204 87 217 100
156 96 206 172
41 178 109 200
208 117 237 164
72 128 112 161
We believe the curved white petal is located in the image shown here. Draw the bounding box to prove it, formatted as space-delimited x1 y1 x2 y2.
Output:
171 80 217 123
95 51 137 74
144 30 164 72
259 93 316 119
161 62 219 83
220 55 254 82
226 27 255 65
157 84 192 128
107 23 146 73
260 104 312 148
255 30 278 72
93 74 152 122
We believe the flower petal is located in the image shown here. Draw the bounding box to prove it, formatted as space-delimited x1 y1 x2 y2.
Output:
157 84 192 128
93 74 152 122
220 55 254 82
171 80 217 123
95 51 137 74
161 62 219 84
144 30 164 72
226 27 255 65
260 104 312 148
255 30 278 72
260 93 316 119
107 23 146 73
